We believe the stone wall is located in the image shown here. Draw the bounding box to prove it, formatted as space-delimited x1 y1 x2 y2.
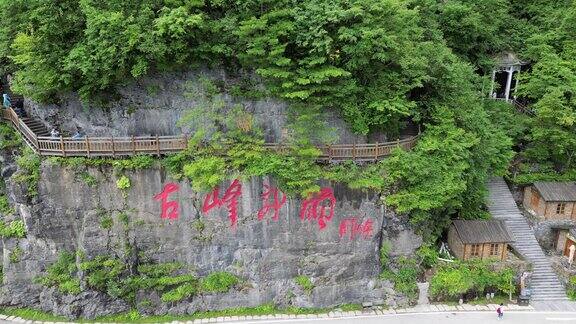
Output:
25 69 375 144
0 157 422 319
534 220 576 251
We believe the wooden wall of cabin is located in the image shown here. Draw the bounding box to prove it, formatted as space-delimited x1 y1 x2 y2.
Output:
447 225 465 260
523 186 576 220
462 243 507 261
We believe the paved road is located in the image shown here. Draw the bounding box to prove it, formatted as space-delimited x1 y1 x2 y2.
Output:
227 312 576 324
0 311 574 324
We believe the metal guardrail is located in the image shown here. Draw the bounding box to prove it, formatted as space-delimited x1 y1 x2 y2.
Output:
2 107 419 160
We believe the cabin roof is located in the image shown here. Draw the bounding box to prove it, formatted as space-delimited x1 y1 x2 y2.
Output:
452 220 513 244
534 182 576 202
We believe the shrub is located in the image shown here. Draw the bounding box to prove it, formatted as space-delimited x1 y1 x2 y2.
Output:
80 172 98 187
14 147 41 198
429 260 515 302
416 244 439 268
118 212 129 227
391 257 419 299
183 156 227 192
0 124 23 149
200 271 239 293
36 251 80 295
116 175 131 190
0 195 14 215
0 220 26 238
380 240 392 269
9 247 22 263
99 214 113 230
161 282 197 302
295 275 314 294
112 155 155 171
568 276 576 301
38 253 203 302
59 279 82 295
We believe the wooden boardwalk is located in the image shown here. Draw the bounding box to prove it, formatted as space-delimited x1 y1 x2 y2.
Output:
2 107 418 160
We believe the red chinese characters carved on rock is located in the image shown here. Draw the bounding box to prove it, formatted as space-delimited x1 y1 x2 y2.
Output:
258 184 287 221
339 218 374 240
154 183 180 220
202 179 242 228
300 187 336 230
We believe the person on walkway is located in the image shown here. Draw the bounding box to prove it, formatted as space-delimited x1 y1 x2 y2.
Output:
496 303 504 320
50 128 60 139
72 130 83 140
2 93 11 108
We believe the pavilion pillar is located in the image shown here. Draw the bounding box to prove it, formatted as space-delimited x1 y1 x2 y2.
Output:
504 67 514 101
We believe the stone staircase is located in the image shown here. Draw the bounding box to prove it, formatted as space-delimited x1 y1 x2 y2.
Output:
487 177 568 301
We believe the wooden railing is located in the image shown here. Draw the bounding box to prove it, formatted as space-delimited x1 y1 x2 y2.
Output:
2 107 418 161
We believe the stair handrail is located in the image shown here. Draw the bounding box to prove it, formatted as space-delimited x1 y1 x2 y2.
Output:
2 107 419 159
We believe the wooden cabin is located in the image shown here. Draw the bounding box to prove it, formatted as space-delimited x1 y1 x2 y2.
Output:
448 220 512 261
523 182 576 220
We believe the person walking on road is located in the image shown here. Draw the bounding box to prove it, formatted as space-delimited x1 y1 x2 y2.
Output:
497 303 504 320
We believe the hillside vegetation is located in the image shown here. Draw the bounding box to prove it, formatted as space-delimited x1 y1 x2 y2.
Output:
0 0 574 239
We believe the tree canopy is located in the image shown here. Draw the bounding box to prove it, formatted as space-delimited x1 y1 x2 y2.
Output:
1 0 574 239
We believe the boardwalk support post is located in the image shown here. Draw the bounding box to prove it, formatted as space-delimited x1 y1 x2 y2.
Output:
85 136 91 158
60 136 65 157
156 135 160 157
111 136 116 158
374 142 379 161
132 136 136 155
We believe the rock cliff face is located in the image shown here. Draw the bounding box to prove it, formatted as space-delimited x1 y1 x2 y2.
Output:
25 69 378 144
0 156 422 319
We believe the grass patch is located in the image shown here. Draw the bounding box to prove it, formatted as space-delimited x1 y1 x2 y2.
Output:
340 303 362 311
91 304 329 323
0 303 358 323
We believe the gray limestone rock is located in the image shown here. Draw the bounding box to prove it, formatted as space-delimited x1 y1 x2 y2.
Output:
0 160 420 318
25 69 372 144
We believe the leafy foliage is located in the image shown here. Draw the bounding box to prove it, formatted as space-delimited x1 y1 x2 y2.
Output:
9 246 22 263
429 260 515 302
48 155 155 171
0 123 23 150
13 147 41 198
568 276 576 301
380 257 419 300
200 272 239 293
0 220 26 238
294 275 314 295
416 244 439 269
37 253 242 304
0 195 14 215
116 175 131 191
36 251 81 295
4 0 557 238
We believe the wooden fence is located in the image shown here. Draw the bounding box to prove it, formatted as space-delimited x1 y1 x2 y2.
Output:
2 107 418 161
